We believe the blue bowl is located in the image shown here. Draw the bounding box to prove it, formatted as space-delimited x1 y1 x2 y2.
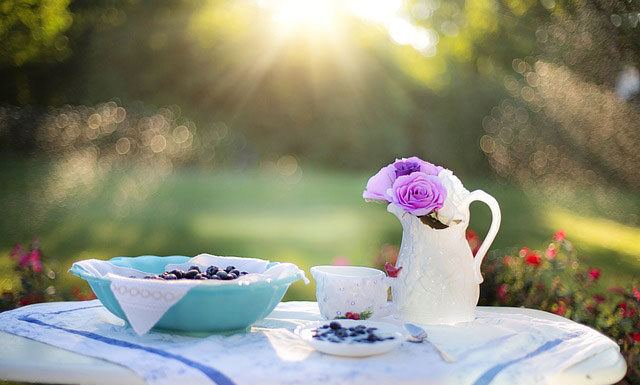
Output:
71 255 304 333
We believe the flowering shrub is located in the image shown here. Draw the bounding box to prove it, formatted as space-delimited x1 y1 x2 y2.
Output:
478 230 639 383
1 238 95 312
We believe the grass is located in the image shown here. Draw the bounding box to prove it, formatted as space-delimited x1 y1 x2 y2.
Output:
0 158 638 301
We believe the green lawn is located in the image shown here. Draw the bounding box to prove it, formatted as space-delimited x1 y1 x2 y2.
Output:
1 158 639 301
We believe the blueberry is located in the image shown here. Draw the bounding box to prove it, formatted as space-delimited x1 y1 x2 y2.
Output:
336 329 348 338
210 275 221 280
228 273 238 280
240 271 248 275
367 334 378 342
320 324 329 329
163 273 177 280
185 270 199 279
366 327 378 333
329 321 341 330
206 266 218 276
169 270 184 279
230 269 240 276
189 266 201 273
216 270 228 280
196 274 207 280
225 265 236 273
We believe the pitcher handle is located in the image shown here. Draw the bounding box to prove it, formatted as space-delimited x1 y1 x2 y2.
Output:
462 190 501 284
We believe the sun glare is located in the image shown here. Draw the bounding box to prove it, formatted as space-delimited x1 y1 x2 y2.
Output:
270 0 338 34
349 0 402 24
260 0 436 55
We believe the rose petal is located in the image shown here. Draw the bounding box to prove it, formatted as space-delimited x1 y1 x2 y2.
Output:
363 164 396 202
390 173 447 216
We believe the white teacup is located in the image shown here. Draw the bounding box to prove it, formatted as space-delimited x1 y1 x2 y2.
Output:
310 266 392 321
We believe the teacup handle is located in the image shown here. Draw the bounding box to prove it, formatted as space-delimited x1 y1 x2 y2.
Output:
462 190 501 284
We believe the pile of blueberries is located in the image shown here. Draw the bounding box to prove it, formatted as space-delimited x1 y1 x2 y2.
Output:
312 321 395 343
142 265 248 281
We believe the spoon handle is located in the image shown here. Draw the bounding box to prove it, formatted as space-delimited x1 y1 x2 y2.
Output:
429 342 456 362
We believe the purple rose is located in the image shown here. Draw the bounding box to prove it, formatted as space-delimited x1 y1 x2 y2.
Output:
363 156 445 203
393 160 420 177
362 164 396 202
390 172 447 216
394 156 443 177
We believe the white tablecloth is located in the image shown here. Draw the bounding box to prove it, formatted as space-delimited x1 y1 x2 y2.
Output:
0 300 619 385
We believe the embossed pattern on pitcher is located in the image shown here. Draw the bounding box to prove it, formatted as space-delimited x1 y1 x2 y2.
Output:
386 189 501 325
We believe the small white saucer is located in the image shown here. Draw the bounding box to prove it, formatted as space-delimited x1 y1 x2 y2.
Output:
294 319 406 357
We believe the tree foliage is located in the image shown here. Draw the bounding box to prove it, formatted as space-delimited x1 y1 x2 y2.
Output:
0 0 73 66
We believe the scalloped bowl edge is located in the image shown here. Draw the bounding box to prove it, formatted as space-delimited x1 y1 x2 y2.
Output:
71 255 304 333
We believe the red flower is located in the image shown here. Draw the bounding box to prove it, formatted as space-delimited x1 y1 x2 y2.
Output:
18 250 30 268
525 252 541 267
586 305 595 313
554 230 566 241
594 294 605 303
497 284 508 302
18 295 43 307
588 268 601 280
519 247 531 257
503 256 512 266
619 302 636 318
352 313 360 320
545 246 556 259
29 250 42 273
466 230 480 256
345 312 353 319
384 262 403 278
633 285 640 300
552 302 566 316
632 333 640 343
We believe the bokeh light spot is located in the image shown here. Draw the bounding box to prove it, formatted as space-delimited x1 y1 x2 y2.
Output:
150 135 167 153
115 137 131 155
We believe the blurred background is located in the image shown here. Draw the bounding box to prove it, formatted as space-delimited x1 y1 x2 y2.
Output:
1 0 639 301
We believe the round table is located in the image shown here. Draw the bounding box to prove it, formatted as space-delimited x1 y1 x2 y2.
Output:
0 305 627 385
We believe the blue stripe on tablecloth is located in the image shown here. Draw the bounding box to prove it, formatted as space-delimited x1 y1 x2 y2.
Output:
471 338 564 385
45 304 104 315
18 308 236 385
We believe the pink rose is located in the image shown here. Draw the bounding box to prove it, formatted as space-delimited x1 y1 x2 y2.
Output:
389 173 447 216
363 156 444 203
362 164 396 202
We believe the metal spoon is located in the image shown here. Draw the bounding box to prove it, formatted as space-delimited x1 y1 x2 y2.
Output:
404 323 456 362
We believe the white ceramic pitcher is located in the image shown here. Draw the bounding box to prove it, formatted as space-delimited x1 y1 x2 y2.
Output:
386 190 501 325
